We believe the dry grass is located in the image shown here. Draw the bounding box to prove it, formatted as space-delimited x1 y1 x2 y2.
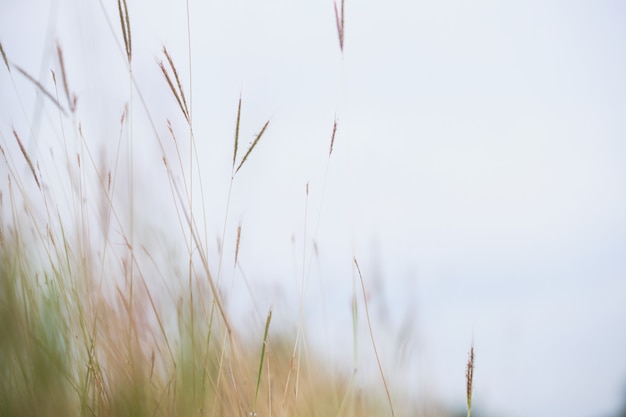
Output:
0 2 473 417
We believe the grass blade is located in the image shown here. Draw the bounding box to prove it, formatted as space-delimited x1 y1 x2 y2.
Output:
254 307 273 410
354 257 395 417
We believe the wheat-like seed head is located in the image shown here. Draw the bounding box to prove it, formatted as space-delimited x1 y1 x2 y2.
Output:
466 343 475 417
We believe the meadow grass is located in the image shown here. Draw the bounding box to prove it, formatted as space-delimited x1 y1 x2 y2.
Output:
0 3 471 417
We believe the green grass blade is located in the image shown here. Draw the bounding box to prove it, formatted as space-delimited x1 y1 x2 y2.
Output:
254 307 272 410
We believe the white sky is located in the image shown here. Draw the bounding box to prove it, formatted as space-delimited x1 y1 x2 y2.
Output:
2 1 626 417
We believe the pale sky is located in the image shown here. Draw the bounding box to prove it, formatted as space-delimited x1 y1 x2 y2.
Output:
2 1 626 417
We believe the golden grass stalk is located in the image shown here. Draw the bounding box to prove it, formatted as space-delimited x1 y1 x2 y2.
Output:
12 129 40 190
234 120 270 175
117 0 132 64
466 343 475 417
353 257 395 417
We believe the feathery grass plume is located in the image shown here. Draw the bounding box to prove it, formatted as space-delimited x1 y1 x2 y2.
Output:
235 119 270 175
117 0 132 63
159 48 190 123
56 43 76 113
329 118 338 157
353 257 395 417
13 65 67 116
233 97 242 170
334 0 345 52
466 343 475 417
0 42 9 72
12 129 40 190
254 307 273 411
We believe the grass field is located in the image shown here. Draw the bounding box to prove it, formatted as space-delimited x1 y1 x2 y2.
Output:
0 2 474 416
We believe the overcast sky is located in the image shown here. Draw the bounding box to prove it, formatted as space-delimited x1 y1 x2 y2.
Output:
2 1 626 417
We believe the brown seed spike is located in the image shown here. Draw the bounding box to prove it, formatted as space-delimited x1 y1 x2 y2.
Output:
334 0 345 53
163 47 189 122
466 343 475 417
117 0 132 64
329 118 338 157
13 129 40 190
235 119 270 175
0 42 10 72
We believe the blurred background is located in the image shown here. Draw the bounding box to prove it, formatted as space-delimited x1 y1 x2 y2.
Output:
1 1 626 416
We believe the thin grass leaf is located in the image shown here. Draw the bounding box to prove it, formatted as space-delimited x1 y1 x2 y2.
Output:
0 42 10 72
254 307 272 410
13 129 41 190
14 65 67 116
354 257 395 417
235 119 270 175
233 97 242 169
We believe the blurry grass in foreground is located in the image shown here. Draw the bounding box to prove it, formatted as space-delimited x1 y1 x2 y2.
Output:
0 2 464 416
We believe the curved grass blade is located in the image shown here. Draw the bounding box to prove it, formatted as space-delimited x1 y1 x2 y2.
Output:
254 307 272 410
